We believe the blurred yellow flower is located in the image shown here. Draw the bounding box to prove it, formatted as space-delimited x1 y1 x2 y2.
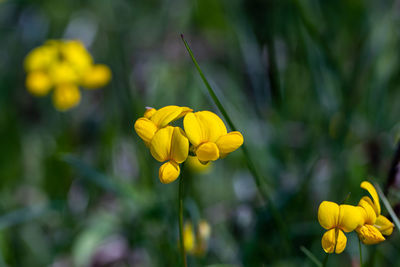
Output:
356 181 394 244
186 156 211 173
150 126 189 184
183 111 243 163
318 201 363 254
134 105 192 145
184 220 211 256
24 39 111 111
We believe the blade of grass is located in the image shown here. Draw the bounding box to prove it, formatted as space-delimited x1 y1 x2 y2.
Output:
300 246 322 267
375 183 400 235
180 34 292 254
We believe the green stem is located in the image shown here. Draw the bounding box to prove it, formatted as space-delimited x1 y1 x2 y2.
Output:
358 237 363 267
322 253 329 267
178 172 187 267
180 34 291 254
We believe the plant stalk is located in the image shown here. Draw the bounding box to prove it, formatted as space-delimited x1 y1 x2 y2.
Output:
178 173 187 267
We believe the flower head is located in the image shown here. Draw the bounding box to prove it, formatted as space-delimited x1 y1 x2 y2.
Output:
183 111 243 163
149 126 189 183
356 181 394 244
183 220 211 256
134 105 192 145
24 39 111 111
318 201 364 253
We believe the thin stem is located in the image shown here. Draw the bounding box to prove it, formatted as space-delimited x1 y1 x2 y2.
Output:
358 237 363 267
180 34 291 253
178 172 187 267
322 253 329 267
300 246 323 267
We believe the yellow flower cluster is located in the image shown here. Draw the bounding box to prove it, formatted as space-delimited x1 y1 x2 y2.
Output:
24 40 111 111
183 220 211 256
134 105 244 184
318 181 394 254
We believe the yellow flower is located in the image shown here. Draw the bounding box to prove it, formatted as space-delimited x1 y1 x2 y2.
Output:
183 111 243 163
134 105 192 145
81 64 112 89
149 126 189 183
184 220 211 256
25 71 52 96
318 201 364 253
24 39 111 111
356 181 394 244
52 84 81 111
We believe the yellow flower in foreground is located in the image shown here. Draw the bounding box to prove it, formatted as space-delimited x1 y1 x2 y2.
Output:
134 105 192 145
318 201 363 253
183 111 243 163
24 39 111 111
356 181 394 244
150 126 188 183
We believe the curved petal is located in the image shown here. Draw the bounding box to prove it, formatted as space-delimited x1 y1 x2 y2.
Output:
151 105 192 128
197 111 227 142
159 161 180 184
150 126 174 162
318 201 339 230
184 112 204 147
338 204 364 232
357 225 385 245
81 64 111 89
134 118 158 144
216 131 244 155
52 84 81 111
358 197 377 225
360 181 381 216
26 71 53 96
375 215 394 236
321 229 347 254
196 142 220 162
144 107 157 118
170 127 189 163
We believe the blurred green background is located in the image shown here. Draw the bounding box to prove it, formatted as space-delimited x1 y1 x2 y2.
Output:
1 0 400 266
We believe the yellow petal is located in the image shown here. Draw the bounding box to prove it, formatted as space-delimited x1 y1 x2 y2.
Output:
24 44 58 71
184 111 228 147
151 105 193 128
134 118 157 144
183 112 204 147
318 201 339 230
144 107 157 118
150 126 174 162
81 64 112 89
170 127 189 163
375 215 394 236
60 40 93 73
49 62 80 85
338 204 364 232
184 222 195 253
186 156 212 173
321 229 347 254
360 181 381 216
26 71 52 96
196 142 220 162
357 225 385 245
358 197 377 225
52 84 81 111
216 131 244 155
159 161 180 184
